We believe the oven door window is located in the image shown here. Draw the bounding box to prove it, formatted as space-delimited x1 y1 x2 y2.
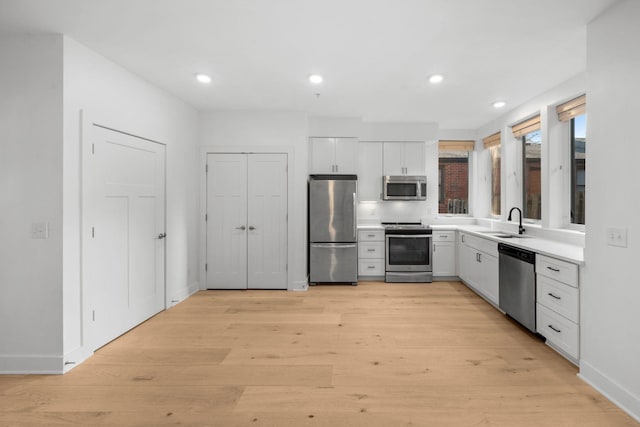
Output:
387 183 418 198
387 236 430 266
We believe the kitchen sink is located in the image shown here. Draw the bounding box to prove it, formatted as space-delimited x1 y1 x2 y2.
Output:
480 231 531 239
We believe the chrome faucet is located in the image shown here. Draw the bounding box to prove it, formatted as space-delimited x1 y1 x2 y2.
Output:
508 207 526 235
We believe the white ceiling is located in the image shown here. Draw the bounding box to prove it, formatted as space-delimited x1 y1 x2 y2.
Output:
0 0 617 129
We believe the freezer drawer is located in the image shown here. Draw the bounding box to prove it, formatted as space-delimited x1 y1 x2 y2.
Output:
310 243 357 284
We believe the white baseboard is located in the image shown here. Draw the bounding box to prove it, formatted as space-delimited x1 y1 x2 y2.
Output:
62 346 94 373
291 279 308 291
0 354 63 374
579 360 640 423
168 281 200 307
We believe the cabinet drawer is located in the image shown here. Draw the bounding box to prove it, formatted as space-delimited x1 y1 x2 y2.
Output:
358 242 385 259
536 275 579 323
536 254 578 287
358 229 384 242
358 260 384 276
537 303 579 359
433 230 455 242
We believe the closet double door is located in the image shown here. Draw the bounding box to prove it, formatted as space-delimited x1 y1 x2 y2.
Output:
206 153 288 290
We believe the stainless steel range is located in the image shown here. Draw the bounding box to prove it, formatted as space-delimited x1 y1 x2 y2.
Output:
382 221 433 283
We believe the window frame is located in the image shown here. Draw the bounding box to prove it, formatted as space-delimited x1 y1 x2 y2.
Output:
521 130 542 223
569 115 586 230
437 149 471 217
489 144 501 218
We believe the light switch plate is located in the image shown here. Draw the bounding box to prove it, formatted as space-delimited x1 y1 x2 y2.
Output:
606 227 627 247
31 222 49 239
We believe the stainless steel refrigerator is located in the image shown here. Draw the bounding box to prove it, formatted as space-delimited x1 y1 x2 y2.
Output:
308 175 358 285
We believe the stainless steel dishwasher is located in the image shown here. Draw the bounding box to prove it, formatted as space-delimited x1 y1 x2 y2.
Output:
498 243 536 332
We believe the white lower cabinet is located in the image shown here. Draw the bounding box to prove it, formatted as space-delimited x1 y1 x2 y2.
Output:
433 230 456 277
535 254 580 363
457 233 499 306
358 229 385 279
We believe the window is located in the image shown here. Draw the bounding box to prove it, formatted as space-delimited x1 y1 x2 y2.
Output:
483 132 501 216
556 95 587 226
438 140 474 214
571 114 586 225
490 146 501 216
522 130 542 220
512 115 542 221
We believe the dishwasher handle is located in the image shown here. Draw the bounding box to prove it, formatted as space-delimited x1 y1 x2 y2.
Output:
498 243 535 264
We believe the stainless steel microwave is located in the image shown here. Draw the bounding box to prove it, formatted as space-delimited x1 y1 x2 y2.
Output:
383 175 427 201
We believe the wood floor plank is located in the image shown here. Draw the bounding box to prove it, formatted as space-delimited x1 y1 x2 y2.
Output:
1 384 243 412
29 364 332 387
0 281 637 426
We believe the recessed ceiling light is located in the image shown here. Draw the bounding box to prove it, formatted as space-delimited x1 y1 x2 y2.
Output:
309 74 323 84
492 101 506 108
195 73 212 84
428 74 444 84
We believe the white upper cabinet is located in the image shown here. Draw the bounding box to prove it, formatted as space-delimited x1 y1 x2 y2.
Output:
310 137 358 174
382 142 425 175
357 142 383 201
403 143 426 175
310 138 335 173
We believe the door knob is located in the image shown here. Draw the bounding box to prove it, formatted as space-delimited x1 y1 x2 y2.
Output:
236 225 246 230
249 226 256 230
158 233 167 239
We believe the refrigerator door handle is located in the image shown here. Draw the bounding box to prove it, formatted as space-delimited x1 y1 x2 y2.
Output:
352 192 357 240
311 243 357 249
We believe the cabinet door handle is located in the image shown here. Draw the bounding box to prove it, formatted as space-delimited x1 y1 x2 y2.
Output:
548 325 561 333
367 234 376 237
367 265 376 269
462 235 465 243
433 245 436 252
367 248 375 252
547 292 561 300
547 266 561 272
335 164 339 172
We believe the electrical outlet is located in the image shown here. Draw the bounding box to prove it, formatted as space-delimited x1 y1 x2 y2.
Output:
606 227 627 247
31 222 49 239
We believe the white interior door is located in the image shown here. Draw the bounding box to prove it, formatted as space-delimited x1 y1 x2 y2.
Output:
206 153 288 290
247 154 288 289
206 154 248 289
85 125 165 350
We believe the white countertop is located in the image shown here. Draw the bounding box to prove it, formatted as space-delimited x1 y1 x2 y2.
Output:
358 223 584 264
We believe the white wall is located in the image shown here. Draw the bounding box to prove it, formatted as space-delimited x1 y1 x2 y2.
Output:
580 0 640 421
0 35 200 374
0 36 64 373
308 116 361 137
199 111 309 291
62 37 200 368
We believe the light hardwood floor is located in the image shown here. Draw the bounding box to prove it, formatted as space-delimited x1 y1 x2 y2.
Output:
1 281 638 426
